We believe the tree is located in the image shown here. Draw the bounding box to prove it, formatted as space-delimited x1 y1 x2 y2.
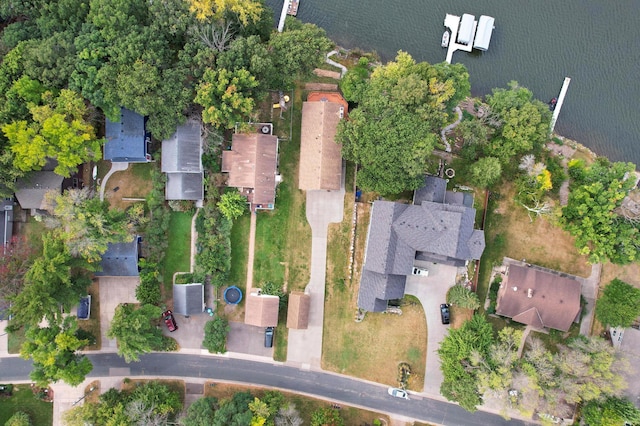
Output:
188 0 263 24
582 396 640 426
203 316 230 354
339 57 370 102
438 314 494 411
211 391 254 426
7 232 90 332
338 51 470 194
561 158 639 264
20 316 93 387
268 22 333 89
0 236 37 299
216 35 275 97
483 81 552 164
446 285 480 310
275 404 303 426
43 188 133 263
181 397 218 426
310 408 344 426
195 67 259 130
2 87 104 177
468 156 502 188
218 190 247 221
596 279 640 328
4 412 31 426
107 303 164 363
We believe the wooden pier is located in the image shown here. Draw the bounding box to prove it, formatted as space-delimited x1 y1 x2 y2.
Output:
550 77 571 134
277 0 290 32
444 14 474 64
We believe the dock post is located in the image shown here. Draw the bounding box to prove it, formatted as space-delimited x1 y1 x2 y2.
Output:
550 77 571 134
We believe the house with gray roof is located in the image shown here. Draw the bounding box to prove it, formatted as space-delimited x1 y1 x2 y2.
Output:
173 283 204 316
358 176 485 312
161 120 204 201
1 199 14 249
104 108 151 163
14 171 64 214
95 239 139 277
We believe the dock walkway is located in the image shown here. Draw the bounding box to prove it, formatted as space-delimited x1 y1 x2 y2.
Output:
444 14 474 64
550 77 571 133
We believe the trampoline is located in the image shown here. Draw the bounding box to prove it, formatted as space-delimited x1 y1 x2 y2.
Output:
224 286 242 305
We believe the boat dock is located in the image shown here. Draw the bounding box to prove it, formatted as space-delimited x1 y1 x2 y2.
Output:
287 0 299 16
277 0 290 32
550 77 571 133
444 14 474 64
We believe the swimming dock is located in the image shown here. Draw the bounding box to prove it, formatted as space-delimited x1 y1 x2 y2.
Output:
278 0 290 32
550 77 571 133
444 14 475 64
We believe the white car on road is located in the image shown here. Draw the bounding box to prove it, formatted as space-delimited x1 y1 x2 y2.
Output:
387 387 410 400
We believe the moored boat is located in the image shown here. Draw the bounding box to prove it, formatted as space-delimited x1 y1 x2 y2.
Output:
441 31 450 48
287 0 299 16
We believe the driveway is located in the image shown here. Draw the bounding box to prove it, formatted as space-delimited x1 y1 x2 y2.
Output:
162 312 211 352
404 261 461 397
286 164 345 369
227 321 274 358
620 327 640 407
97 276 139 350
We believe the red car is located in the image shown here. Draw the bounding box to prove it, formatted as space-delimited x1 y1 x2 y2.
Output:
163 310 178 332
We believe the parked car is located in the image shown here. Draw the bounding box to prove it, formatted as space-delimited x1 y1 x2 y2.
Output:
387 387 409 400
264 327 274 348
163 310 178 332
440 304 450 325
411 267 429 277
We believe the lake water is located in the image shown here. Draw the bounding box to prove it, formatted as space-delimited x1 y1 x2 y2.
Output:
266 0 640 166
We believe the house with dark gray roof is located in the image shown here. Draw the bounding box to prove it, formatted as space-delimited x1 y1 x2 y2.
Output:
95 239 139 277
14 171 64 214
173 283 204 316
358 176 485 312
104 108 151 163
161 120 204 201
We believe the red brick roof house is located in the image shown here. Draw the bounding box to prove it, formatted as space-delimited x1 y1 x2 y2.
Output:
221 133 278 210
298 92 347 191
496 263 582 332
244 292 279 327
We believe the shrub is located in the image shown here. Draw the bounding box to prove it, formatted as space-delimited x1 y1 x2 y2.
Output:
203 317 230 353
5 411 31 426
136 259 162 305
447 285 480 310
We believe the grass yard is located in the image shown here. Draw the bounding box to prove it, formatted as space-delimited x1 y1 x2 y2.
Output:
253 87 311 292
103 162 154 210
322 180 427 391
77 280 101 350
600 262 640 289
163 211 193 292
7 326 26 354
203 382 389 425
0 385 53 426
228 212 251 291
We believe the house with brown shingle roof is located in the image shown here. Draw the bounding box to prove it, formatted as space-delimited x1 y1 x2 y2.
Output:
221 132 278 210
244 292 280 327
298 92 347 191
495 262 582 332
287 291 310 329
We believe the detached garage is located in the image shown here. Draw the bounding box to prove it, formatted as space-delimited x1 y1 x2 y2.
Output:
173 283 205 317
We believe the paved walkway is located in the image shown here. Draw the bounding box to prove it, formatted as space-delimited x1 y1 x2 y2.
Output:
579 262 602 336
286 165 346 369
440 106 462 153
326 50 347 78
99 162 129 201
404 262 459 397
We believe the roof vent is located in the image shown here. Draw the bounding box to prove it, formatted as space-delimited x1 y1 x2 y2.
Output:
339 106 344 119
512 286 518 292
527 288 533 298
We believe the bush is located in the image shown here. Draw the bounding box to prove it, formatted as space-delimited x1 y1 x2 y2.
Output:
136 259 162 305
203 317 230 353
447 285 480 310
158 336 178 352
4 411 31 426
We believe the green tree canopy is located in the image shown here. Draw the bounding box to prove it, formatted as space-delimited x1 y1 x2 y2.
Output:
20 316 93 387
203 317 230 354
561 158 639 264
107 303 164 363
181 396 219 426
4 412 31 426
338 52 470 194
595 279 640 327
468 156 502 188
582 396 640 426
446 284 480 310
217 189 248 221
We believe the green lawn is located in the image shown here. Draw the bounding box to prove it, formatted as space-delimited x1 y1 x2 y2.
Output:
163 211 193 291
0 385 53 425
228 212 251 291
130 162 154 181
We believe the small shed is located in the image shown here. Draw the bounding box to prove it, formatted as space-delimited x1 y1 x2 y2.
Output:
173 283 205 316
286 291 310 329
244 292 279 327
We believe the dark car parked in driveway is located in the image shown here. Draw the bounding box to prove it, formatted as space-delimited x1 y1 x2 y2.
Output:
264 327 274 348
163 310 178 332
440 304 450 325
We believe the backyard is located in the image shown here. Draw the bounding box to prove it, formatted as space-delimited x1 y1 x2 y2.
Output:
0 384 53 425
103 162 154 210
163 211 193 293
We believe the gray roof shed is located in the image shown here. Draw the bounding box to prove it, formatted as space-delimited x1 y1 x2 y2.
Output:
104 108 150 163
173 283 205 316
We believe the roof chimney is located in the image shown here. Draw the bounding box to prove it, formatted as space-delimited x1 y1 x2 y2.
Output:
527 288 533 298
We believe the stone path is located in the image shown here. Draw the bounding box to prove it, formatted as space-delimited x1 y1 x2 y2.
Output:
99 162 129 201
325 50 347 78
579 263 602 336
440 106 462 153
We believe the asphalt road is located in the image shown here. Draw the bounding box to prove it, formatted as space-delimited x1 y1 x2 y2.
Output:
0 354 534 425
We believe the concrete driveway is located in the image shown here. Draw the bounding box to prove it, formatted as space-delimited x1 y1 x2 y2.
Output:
404 261 461 397
162 312 211 351
620 327 640 407
227 321 274 358
97 276 139 350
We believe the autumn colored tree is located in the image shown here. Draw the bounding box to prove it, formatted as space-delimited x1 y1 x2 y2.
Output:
188 0 263 24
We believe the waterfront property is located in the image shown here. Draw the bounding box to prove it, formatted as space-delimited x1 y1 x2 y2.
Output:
357 176 485 312
443 13 495 63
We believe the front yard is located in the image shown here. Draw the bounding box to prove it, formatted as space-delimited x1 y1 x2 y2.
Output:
0 384 53 425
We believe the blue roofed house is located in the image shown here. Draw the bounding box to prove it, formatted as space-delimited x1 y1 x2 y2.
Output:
104 108 151 163
95 239 139 277
161 120 204 203
357 176 485 312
